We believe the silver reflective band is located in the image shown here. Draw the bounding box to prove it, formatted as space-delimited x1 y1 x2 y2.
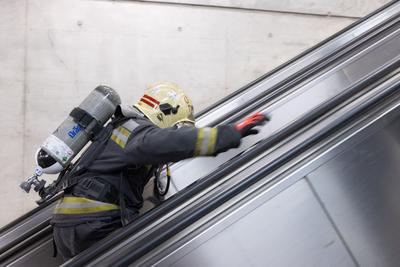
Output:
123 120 140 132
195 128 217 156
200 128 212 155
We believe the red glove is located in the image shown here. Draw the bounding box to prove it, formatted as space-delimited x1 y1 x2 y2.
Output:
235 112 269 137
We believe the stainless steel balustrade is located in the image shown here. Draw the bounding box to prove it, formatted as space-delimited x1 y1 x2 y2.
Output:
112 69 400 267
164 18 400 197
141 91 400 267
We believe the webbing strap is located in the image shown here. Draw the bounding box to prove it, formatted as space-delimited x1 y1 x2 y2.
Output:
70 107 103 137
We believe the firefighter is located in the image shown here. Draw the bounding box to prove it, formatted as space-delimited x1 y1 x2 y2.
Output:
51 82 268 259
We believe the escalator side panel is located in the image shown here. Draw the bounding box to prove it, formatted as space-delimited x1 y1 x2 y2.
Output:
150 179 355 267
308 117 400 267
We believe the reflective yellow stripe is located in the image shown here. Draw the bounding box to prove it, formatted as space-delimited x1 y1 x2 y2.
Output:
54 205 119 214
207 128 218 155
110 126 132 149
54 197 119 215
166 166 171 177
122 120 139 132
118 126 131 137
194 128 204 156
111 133 127 148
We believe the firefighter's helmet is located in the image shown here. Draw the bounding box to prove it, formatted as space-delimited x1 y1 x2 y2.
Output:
134 82 195 128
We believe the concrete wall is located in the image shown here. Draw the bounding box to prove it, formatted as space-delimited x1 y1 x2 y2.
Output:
0 0 389 226
143 0 389 17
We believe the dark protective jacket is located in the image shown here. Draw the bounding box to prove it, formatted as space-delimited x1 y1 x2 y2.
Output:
52 106 242 226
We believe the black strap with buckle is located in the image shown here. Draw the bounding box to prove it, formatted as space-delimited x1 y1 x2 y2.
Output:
71 176 120 205
70 107 103 138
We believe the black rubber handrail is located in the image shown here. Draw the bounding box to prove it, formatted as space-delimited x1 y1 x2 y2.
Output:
0 225 53 264
0 218 52 258
0 192 63 257
65 45 400 267
111 65 400 267
0 195 58 235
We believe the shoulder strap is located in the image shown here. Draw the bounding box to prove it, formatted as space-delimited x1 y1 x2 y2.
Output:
64 115 134 186
114 105 145 120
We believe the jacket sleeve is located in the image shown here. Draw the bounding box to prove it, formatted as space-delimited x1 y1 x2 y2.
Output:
124 122 242 166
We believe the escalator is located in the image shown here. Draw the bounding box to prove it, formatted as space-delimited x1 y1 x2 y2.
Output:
92 65 400 267
66 3 400 266
73 33 400 267
2 1 400 266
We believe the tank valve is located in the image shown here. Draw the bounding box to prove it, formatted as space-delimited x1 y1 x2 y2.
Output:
20 167 46 193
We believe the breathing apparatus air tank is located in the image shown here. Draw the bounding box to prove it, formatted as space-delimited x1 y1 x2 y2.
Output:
20 85 121 194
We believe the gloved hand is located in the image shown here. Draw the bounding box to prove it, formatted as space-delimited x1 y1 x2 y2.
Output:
235 112 269 137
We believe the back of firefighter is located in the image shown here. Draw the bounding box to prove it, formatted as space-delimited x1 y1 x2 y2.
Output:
51 82 268 259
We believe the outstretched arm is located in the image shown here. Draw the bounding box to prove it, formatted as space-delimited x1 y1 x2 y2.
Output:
124 112 268 165
125 123 241 165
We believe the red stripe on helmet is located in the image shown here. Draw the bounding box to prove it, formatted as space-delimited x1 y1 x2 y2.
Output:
140 98 155 108
143 94 160 105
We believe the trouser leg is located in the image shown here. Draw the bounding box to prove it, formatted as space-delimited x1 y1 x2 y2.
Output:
53 218 122 260
53 225 75 260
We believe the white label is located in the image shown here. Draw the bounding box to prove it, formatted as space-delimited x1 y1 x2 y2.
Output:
42 135 74 164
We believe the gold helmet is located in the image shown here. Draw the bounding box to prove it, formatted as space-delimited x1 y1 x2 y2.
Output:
134 82 195 128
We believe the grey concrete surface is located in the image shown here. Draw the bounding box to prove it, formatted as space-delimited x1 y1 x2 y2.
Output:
0 0 387 226
0 0 28 223
140 0 390 18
